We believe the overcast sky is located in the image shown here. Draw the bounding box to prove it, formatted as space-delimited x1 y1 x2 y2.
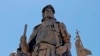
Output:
0 0 100 56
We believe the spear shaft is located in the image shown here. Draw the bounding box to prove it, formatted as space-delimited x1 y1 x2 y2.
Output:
23 24 27 37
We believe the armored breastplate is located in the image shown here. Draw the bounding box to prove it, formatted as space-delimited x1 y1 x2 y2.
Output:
36 20 62 46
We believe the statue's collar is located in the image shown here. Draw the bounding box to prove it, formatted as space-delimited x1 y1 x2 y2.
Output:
42 17 56 22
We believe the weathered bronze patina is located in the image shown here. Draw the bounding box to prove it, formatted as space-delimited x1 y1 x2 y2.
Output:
17 4 71 56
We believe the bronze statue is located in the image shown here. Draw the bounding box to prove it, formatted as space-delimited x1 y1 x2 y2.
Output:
17 4 71 56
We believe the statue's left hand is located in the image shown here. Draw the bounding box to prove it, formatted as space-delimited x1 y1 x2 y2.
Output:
56 46 67 55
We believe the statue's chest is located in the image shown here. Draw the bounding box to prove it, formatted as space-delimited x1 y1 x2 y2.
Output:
37 22 59 38
36 21 61 46
36 21 59 39
41 21 59 33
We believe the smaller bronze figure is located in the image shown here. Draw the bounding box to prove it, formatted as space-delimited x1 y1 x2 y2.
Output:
75 30 92 56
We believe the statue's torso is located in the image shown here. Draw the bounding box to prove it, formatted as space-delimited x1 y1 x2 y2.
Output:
36 20 62 46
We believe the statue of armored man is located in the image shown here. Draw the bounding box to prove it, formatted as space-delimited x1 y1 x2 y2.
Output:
17 4 72 56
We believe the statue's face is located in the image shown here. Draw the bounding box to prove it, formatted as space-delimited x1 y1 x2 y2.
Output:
43 8 54 18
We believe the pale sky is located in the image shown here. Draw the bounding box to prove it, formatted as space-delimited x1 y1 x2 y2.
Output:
0 0 100 56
